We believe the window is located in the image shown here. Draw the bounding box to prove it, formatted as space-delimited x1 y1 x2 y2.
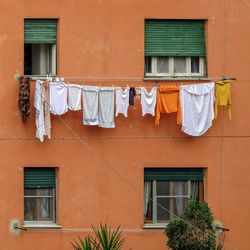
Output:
24 168 57 225
144 168 204 225
144 20 206 78
24 19 57 76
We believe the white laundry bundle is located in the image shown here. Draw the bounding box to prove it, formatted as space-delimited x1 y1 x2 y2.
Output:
34 80 51 142
68 84 82 111
82 86 100 125
180 82 215 136
50 82 68 115
99 87 115 128
115 87 129 117
140 87 157 116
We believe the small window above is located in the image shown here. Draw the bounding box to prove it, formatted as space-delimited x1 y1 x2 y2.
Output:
24 19 57 76
144 20 207 78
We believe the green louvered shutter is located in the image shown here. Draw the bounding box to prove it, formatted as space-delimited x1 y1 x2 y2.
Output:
145 20 206 57
24 19 57 44
24 168 56 188
144 168 204 181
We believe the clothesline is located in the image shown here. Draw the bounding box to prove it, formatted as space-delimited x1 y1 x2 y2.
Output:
23 75 237 83
22 76 236 91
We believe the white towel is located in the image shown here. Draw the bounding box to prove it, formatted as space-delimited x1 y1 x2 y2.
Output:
50 82 68 115
99 87 115 128
68 84 82 111
141 87 157 116
180 82 215 136
82 86 99 125
115 87 129 117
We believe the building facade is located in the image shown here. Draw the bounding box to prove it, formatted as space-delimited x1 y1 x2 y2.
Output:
0 0 249 249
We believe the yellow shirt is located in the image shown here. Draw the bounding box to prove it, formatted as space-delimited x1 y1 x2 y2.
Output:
215 80 232 120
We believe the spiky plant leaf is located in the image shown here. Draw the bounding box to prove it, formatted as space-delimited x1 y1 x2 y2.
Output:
71 235 93 250
92 224 125 250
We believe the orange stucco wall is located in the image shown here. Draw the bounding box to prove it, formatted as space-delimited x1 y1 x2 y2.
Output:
0 0 249 249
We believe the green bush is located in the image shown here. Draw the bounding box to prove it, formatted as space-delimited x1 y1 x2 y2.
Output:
165 200 218 250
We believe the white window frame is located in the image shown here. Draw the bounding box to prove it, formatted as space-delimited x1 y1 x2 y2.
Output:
145 56 205 78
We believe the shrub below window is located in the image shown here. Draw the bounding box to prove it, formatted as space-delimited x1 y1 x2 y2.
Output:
165 199 221 250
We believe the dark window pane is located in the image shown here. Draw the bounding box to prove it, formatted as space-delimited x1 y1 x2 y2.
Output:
156 181 170 196
24 197 54 221
157 197 170 222
144 182 153 222
157 197 188 223
145 56 152 73
191 57 200 73
24 44 32 75
156 181 188 196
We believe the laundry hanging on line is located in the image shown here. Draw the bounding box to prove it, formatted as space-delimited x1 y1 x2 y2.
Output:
18 76 30 122
180 82 215 136
115 87 130 117
99 87 115 128
140 86 157 117
34 80 51 142
68 84 82 111
50 81 68 115
215 80 232 120
32 79 232 141
155 86 182 126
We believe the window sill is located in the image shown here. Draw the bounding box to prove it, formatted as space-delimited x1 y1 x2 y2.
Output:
144 77 211 81
142 223 167 229
23 75 56 80
23 223 62 229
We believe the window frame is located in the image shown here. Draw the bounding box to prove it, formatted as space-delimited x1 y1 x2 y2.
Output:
145 56 205 78
143 168 205 228
23 168 59 228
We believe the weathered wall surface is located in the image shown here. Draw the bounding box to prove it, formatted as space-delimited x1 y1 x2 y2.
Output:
0 0 249 249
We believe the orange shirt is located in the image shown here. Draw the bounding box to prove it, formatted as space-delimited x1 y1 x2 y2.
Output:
155 86 182 126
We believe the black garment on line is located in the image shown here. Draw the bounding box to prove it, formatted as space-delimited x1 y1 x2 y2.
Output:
129 87 136 106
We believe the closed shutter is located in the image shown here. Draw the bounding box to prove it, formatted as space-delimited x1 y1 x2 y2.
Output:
24 19 57 44
145 20 206 57
24 168 56 188
144 168 203 181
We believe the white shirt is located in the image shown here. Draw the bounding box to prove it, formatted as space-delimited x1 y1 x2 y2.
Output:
115 87 129 117
50 82 68 115
180 82 215 136
140 87 157 116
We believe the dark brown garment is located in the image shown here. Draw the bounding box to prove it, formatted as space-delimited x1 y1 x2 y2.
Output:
18 76 30 122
